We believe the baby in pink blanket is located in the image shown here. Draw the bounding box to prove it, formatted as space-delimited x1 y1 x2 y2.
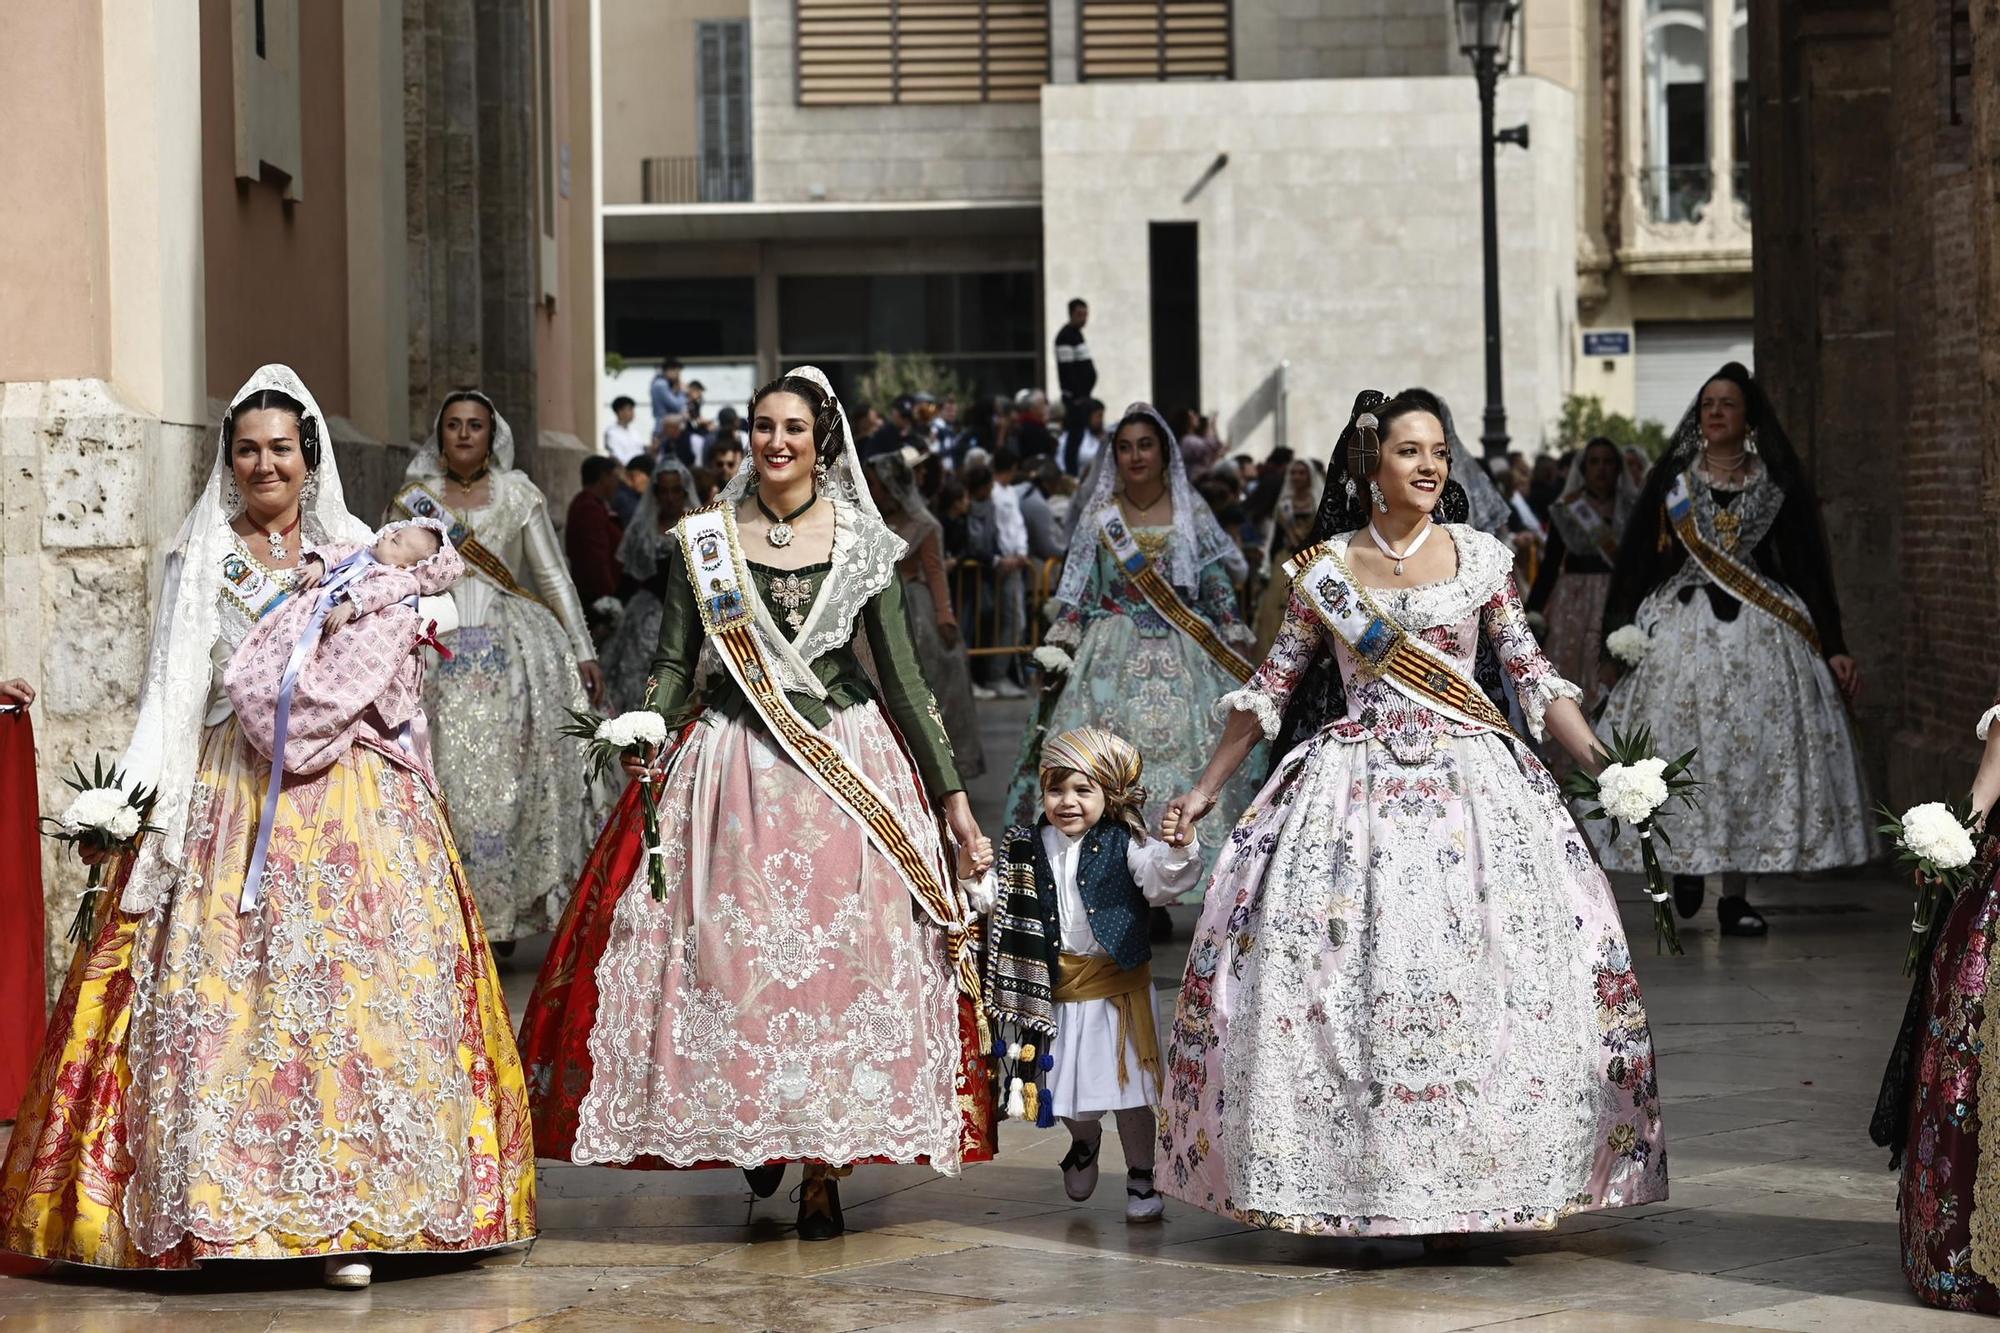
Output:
227 517 464 779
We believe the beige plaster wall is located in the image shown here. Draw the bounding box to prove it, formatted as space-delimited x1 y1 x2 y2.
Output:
0 5 112 383
601 0 749 205
1040 75 1579 455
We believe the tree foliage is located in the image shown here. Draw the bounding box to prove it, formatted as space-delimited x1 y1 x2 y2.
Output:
1555 394 1670 458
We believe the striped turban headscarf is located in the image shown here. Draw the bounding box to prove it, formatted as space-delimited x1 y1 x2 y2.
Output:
1039 726 1149 840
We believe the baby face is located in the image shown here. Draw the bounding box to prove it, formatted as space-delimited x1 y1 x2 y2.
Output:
373 524 444 568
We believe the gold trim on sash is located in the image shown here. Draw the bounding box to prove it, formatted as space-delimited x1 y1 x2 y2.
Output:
1098 511 1254 684
1287 538 1515 736
1665 476 1821 654
392 482 547 608
676 505 986 1026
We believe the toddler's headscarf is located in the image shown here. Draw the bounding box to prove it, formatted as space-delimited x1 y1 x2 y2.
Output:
1040 726 1148 839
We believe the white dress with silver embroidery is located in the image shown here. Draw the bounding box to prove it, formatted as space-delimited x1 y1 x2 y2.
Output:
1159 527 1668 1236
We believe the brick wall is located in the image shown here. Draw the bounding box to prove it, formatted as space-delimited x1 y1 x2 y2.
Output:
1754 0 2000 807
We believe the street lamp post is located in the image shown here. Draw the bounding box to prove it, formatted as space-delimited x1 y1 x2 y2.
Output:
1456 0 1523 461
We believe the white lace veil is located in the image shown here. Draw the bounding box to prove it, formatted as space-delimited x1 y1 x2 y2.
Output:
1557 438 1640 531
617 462 700 584
118 364 372 912
720 365 880 520
1052 401 1237 607
865 447 942 546
405 389 520 478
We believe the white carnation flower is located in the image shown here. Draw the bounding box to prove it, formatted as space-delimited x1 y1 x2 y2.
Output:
597 710 669 750
1902 802 1976 870
592 595 624 618
1032 645 1074 675
104 805 142 841
61 786 132 833
1597 762 1669 825
1606 625 1651 668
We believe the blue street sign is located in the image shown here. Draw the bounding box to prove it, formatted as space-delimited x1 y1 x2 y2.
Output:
1582 331 1632 357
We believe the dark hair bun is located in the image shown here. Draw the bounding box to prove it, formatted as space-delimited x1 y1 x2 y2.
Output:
751 374 846 465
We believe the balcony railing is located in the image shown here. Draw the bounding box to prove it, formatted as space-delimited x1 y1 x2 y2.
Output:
641 155 752 205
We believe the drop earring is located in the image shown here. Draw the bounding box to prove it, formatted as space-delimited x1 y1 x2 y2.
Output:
1369 480 1388 514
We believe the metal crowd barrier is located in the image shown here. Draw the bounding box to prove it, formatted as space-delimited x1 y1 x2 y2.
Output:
950 557 1066 659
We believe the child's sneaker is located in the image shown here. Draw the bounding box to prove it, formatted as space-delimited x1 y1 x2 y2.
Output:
1058 1136 1101 1201
1125 1168 1164 1223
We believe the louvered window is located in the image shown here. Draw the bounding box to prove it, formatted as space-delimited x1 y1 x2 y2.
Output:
794 0 1050 105
698 21 753 200
1078 0 1232 82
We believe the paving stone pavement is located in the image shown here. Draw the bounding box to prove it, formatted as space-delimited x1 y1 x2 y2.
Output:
0 702 1986 1329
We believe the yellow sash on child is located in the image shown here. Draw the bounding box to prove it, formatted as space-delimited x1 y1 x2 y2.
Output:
1054 953 1159 1088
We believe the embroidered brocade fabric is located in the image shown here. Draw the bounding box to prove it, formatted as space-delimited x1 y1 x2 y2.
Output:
1159 526 1667 1236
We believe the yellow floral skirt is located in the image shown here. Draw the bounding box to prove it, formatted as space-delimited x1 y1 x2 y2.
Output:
0 721 535 1268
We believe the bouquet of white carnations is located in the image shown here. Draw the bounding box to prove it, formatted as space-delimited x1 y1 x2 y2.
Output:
1564 725 1701 956
1605 624 1652 670
40 756 160 944
1031 645 1073 677
1878 800 1980 976
590 595 624 629
564 708 676 900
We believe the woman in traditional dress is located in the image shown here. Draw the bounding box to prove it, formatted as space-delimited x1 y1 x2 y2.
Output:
514 367 995 1241
1155 387 1667 1240
1526 436 1637 719
599 462 700 715
1873 707 2000 1313
1251 457 1325 657
391 392 599 946
1598 362 1870 937
1003 404 1261 875
0 366 534 1288
866 449 986 779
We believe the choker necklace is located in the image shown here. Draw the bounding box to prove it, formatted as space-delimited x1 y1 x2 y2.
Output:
1367 518 1434 577
1125 482 1168 512
445 463 491 487
757 489 817 548
251 511 303 563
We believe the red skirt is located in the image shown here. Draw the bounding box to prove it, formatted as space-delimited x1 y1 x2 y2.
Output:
0 709 47 1115
516 775 995 1170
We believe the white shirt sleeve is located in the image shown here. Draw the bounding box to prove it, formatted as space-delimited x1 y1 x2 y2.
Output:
994 486 1029 558
1128 829 1202 905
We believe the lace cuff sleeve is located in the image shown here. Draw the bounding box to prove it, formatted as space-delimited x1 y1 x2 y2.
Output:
1214 587 1321 739
1481 572 1581 741
1216 688 1283 740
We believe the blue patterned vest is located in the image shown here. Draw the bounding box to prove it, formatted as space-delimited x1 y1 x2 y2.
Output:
1026 820 1150 975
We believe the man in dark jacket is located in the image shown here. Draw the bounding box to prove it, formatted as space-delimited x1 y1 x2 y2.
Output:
1054 298 1095 409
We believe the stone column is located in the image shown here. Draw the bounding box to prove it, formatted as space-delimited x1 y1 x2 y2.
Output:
0 0 209 996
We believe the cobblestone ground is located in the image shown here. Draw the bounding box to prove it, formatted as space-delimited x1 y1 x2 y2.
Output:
0 701 1982 1329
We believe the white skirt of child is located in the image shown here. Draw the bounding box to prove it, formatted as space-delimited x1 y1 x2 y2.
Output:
1048 989 1164 1119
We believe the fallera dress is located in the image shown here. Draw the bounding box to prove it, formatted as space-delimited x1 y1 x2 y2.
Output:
1160 525 1668 1235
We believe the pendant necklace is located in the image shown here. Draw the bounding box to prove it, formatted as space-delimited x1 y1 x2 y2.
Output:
757 489 817 548
253 511 303 563
1367 518 1433 577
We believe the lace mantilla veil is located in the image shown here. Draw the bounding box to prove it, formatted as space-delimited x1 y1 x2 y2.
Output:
1052 402 1239 608
617 462 701 585
117 365 373 912
717 364 881 521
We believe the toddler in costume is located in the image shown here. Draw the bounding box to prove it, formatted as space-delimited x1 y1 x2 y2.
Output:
226 517 463 782
967 726 1200 1222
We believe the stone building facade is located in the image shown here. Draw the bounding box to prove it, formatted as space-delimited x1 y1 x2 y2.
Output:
0 0 600 988
1750 0 2000 803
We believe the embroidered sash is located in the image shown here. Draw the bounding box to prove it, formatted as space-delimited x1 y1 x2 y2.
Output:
676 506 985 1018
1285 540 1513 736
392 482 546 608
1098 510 1253 684
219 546 293 622
1665 474 1821 653
1558 494 1620 563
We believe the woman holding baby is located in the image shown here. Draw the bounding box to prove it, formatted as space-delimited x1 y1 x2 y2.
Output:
0 366 535 1289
